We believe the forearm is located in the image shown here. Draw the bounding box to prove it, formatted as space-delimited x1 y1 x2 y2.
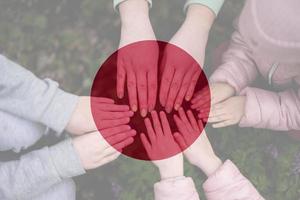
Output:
185 4 215 32
118 0 155 46
0 55 78 134
0 139 85 199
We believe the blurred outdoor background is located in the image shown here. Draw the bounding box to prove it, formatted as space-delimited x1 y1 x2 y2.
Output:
1 0 300 199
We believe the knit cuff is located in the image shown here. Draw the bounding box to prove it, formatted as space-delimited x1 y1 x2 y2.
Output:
184 0 224 16
113 0 152 12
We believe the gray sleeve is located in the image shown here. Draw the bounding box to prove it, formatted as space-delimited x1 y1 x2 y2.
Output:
0 138 85 200
0 55 78 134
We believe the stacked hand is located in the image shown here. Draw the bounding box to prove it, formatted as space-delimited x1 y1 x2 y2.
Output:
66 96 134 135
191 83 246 128
73 129 136 170
173 108 222 176
141 111 183 180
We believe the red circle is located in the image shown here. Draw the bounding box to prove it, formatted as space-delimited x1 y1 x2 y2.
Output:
91 40 210 161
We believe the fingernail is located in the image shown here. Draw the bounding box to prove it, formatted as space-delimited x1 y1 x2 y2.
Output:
129 111 134 116
126 125 131 130
132 105 137 112
125 118 130 122
141 109 147 117
185 95 191 101
174 104 180 110
117 92 123 99
166 107 172 113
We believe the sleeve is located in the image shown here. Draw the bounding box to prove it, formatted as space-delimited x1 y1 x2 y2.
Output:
203 160 264 200
209 31 258 93
239 87 300 131
154 176 200 200
184 0 225 16
0 55 78 134
0 138 85 200
113 0 152 12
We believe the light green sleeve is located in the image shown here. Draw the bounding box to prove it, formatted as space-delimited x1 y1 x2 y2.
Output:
113 0 152 12
184 0 225 16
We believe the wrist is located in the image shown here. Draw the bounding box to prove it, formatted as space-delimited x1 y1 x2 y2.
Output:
195 154 222 177
158 166 184 180
119 0 150 25
185 4 215 32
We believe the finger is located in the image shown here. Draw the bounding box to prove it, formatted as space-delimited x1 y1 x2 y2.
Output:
173 132 188 149
173 114 188 134
96 104 130 112
159 66 175 107
98 118 130 129
159 111 172 137
147 70 157 112
96 152 121 166
186 110 199 132
185 69 201 101
165 71 184 113
127 71 138 112
151 111 163 136
191 88 210 104
137 72 148 117
99 111 134 120
140 133 152 153
117 64 126 99
212 120 235 128
191 95 211 109
105 129 136 145
144 118 156 143
92 97 115 104
197 120 204 130
100 125 131 138
113 137 135 150
174 70 195 110
178 108 193 133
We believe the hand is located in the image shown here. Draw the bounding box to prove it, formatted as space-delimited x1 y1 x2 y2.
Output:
159 5 215 113
191 82 235 111
140 111 183 180
73 129 136 170
173 108 222 176
66 96 134 135
118 0 158 117
201 96 246 128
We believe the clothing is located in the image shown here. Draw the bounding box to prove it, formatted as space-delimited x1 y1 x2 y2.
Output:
113 0 224 16
113 0 152 11
0 55 78 134
154 160 264 200
210 0 300 130
184 0 224 16
0 55 85 199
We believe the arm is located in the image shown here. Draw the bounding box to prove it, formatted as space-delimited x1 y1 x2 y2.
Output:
0 139 85 200
239 87 300 130
140 111 200 200
0 55 78 134
210 31 258 94
0 128 136 200
114 0 158 117
173 109 264 200
159 4 216 113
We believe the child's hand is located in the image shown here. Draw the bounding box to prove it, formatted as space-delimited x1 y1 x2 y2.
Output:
140 111 183 180
173 108 222 176
73 129 136 170
191 82 235 111
66 96 134 135
200 96 246 128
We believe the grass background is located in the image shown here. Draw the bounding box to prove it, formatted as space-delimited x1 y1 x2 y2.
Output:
1 0 300 199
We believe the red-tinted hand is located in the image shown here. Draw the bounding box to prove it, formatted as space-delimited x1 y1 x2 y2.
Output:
117 41 159 117
140 111 181 160
159 44 201 113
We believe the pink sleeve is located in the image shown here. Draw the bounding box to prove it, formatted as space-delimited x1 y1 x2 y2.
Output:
239 87 300 130
210 31 258 93
203 160 264 200
154 176 200 200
